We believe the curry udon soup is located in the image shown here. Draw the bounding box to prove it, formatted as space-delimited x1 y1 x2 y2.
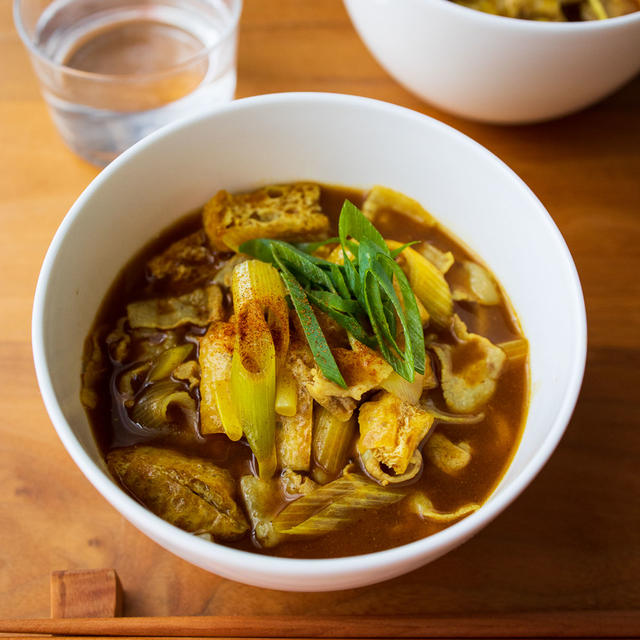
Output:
450 0 639 20
81 183 529 558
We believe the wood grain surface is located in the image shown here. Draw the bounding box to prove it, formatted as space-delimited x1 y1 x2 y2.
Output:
3 611 640 638
0 0 639 622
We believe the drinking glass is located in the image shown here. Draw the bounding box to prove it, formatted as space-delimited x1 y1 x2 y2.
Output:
14 0 242 166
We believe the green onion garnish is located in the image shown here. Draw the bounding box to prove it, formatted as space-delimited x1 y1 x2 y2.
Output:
239 200 426 387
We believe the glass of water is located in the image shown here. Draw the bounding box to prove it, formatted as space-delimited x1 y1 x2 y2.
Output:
14 0 242 166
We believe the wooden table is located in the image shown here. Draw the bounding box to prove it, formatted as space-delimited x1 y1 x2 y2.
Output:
1 0 638 620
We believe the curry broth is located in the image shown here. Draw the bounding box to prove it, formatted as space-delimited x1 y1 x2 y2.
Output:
85 184 528 558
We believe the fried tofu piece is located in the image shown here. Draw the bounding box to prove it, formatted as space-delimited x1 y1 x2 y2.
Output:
199 321 235 435
108 446 248 540
147 229 218 288
358 391 435 476
203 183 330 251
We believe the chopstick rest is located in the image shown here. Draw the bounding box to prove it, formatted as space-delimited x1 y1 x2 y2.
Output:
51 569 123 619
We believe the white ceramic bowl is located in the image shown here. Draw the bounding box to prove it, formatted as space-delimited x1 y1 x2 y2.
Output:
32 93 586 591
344 0 640 123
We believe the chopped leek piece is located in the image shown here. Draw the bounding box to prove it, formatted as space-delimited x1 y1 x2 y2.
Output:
240 475 283 548
387 240 453 327
497 338 529 361
310 466 332 485
452 261 501 306
213 379 242 441
147 344 194 382
117 361 152 407
230 260 288 478
379 370 424 405
131 380 196 432
419 243 454 274
587 0 608 17
273 472 405 536
312 407 357 476
362 185 437 227
415 296 430 327
232 259 289 366
275 369 298 417
230 339 277 479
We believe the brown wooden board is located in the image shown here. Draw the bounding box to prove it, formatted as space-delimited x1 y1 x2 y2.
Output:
0 0 639 622
1 611 640 637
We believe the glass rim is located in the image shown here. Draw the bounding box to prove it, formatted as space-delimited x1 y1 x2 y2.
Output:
13 0 243 83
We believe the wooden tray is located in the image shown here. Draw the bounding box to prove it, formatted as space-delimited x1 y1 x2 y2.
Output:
1 0 639 632
1 570 638 639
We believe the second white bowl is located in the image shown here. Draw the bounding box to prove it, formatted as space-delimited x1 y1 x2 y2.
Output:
344 0 640 123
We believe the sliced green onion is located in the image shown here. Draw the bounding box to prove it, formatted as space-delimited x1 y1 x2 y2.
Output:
295 237 341 253
239 200 427 386
272 247 347 389
273 472 404 535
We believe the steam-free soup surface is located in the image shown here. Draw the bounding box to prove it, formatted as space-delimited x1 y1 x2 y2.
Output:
83 183 528 558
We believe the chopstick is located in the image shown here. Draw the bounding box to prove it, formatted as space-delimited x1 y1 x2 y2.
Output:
0 611 639 638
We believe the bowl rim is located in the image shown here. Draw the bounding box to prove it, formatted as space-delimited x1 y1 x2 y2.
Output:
378 0 640 30
31 91 587 582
